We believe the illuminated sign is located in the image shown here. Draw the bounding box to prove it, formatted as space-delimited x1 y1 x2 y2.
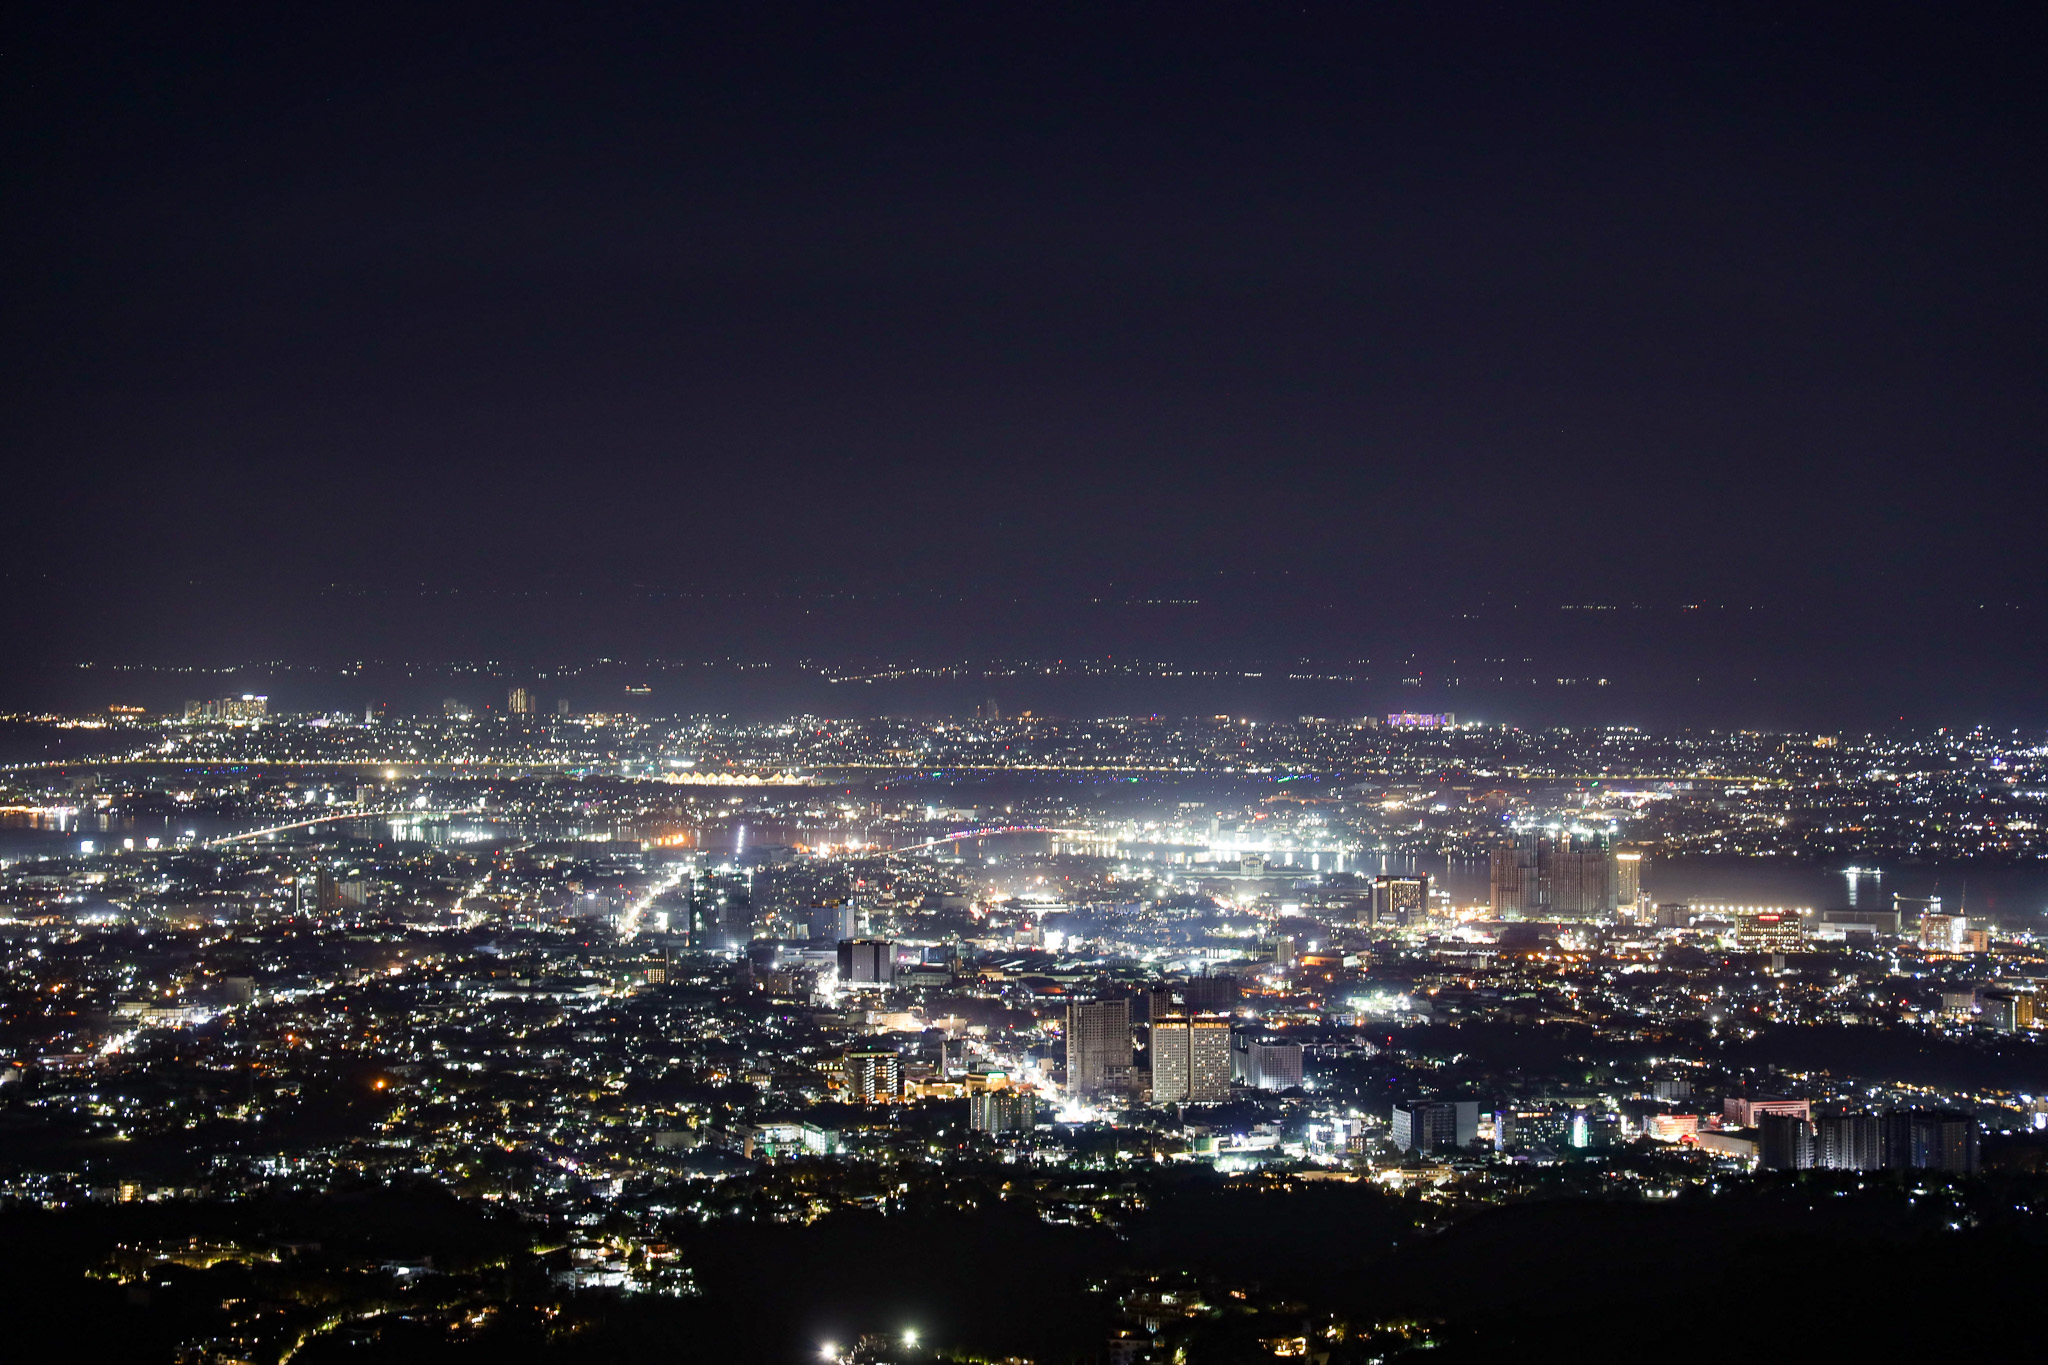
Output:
1386 712 1454 728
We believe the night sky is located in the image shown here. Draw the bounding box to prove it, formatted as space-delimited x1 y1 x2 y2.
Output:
4 4 2044 722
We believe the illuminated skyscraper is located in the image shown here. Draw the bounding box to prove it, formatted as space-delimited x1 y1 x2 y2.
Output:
1151 1011 1231 1103
507 686 536 716
1614 848 1644 905
842 1048 902 1103
1066 998 1133 1097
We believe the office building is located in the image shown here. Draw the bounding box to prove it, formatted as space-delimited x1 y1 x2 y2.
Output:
1732 907 1805 952
1066 998 1133 1097
1392 1100 1479 1154
1233 1035 1304 1091
507 686 536 716
1371 875 1430 928
1495 1105 1577 1152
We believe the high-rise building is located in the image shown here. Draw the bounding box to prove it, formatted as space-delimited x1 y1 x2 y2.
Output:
809 898 860 943
1489 839 1539 915
1151 1011 1231 1104
842 1048 902 1103
969 1088 1036 1133
1233 1035 1304 1091
1392 1100 1479 1153
1816 1114 1884 1171
1488 832 1618 918
1544 832 1617 917
836 939 894 986
1178 975 1240 1013
1614 848 1644 906
1757 1113 1815 1170
1919 912 1969 952
441 698 474 720
1371 875 1430 928
1066 998 1133 1097
1883 1109 1980 1173
507 686 536 716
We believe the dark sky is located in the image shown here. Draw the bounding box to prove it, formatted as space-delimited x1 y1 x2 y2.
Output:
4 3 2044 721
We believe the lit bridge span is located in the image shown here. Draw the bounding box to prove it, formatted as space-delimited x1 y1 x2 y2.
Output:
888 824 1107 855
207 807 486 847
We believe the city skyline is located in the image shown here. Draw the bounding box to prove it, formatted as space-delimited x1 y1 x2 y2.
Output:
5 5 2046 1361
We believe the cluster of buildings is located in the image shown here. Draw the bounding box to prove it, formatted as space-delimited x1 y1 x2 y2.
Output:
0 706 2044 1356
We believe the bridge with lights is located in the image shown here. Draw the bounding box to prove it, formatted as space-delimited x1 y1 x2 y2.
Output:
887 824 1109 854
206 807 486 847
